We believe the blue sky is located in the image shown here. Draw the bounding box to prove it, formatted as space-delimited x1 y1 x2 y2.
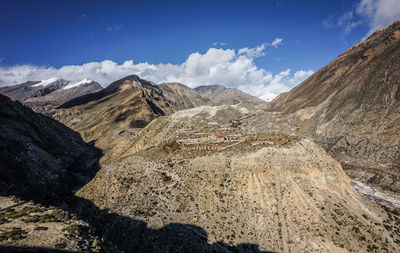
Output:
1 0 399 100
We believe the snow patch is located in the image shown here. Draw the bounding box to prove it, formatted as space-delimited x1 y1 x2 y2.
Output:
32 77 60 87
63 78 93 90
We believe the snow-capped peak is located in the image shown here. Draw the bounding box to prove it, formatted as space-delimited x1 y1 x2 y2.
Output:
32 77 60 87
63 78 93 90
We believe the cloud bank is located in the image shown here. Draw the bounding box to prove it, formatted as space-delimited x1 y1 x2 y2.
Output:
324 0 400 38
356 0 400 37
0 39 313 101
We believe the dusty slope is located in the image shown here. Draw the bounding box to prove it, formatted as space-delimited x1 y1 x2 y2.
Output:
75 104 400 252
195 84 264 105
270 19 400 192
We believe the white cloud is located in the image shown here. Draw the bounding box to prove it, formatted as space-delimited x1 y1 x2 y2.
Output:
212 42 227 47
324 0 400 38
344 21 363 34
239 69 314 101
323 11 362 35
338 11 354 26
238 43 267 58
0 40 313 102
323 16 335 28
356 0 400 36
271 38 283 48
237 38 283 58
106 24 124 32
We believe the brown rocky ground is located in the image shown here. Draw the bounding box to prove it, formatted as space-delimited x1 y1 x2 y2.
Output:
269 20 400 194
0 196 108 252
73 104 400 252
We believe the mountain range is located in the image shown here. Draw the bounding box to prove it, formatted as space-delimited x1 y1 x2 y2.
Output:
1 19 400 253
0 78 103 113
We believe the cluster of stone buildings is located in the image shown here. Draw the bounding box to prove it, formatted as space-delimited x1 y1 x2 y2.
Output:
176 133 243 145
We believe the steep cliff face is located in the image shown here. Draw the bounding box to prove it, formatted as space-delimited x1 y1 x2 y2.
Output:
270 20 400 192
0 94 100 202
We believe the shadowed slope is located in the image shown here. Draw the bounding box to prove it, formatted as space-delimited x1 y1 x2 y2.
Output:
0 94 101 202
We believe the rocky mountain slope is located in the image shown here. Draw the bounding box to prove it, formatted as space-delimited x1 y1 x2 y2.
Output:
159 82 212 110
0 78 103 112
195 84 264 105
0 94 100 202
0 94 120 252
74 104 400 252
2 19 400 253
270 19 400 193
2 97 399 252
53 75 211 151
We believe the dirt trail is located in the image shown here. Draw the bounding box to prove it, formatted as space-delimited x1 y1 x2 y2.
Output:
274 166 289 253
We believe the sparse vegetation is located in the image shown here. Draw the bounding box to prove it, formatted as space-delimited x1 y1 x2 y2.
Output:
0 227 27 241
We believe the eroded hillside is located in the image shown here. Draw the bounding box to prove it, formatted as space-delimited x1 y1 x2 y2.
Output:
270 19 400 194
74 104 400 252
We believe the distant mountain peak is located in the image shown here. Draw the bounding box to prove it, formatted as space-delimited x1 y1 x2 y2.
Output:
195 84 264 105
63 78 97 90
32 77 64 87
104 74 157 93
0 78 102 112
